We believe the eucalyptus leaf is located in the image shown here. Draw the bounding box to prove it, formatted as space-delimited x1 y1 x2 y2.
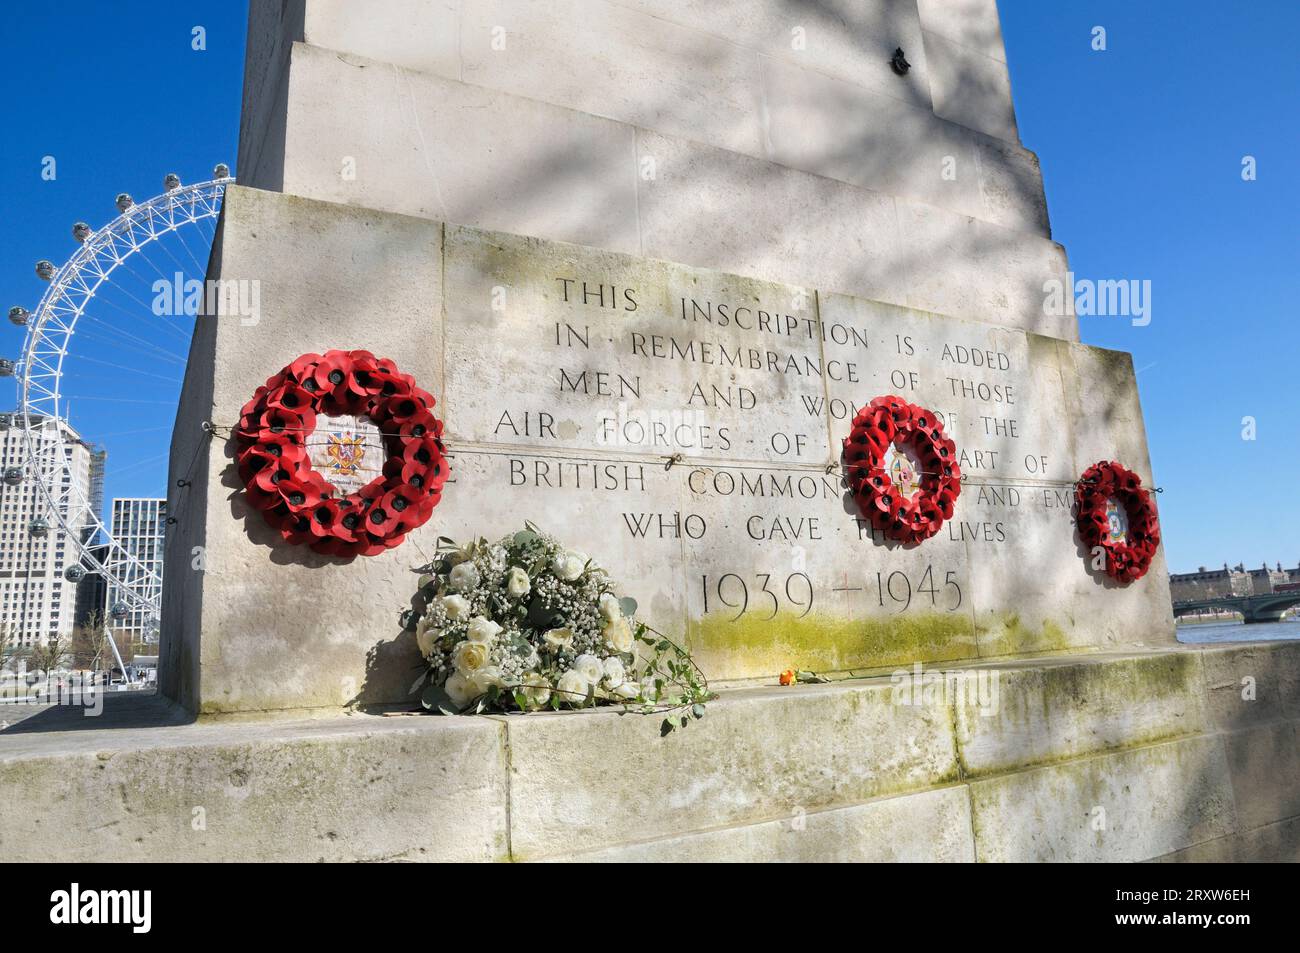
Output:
618 596 638 618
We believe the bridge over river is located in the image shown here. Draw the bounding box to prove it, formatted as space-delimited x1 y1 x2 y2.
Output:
1173 589 1300 624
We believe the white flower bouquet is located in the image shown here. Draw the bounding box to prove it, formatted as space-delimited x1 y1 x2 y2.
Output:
405 524 710 730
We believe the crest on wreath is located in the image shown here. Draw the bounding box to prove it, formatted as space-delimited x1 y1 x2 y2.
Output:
325 430 367 477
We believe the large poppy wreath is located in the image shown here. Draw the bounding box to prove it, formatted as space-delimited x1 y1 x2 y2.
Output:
235 349 448 557
842 395 961 544
1074 460 1160 583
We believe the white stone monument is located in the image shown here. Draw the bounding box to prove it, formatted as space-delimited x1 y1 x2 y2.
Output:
161 0 1174 715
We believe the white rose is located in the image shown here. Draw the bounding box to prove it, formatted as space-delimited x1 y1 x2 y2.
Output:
573 653 604 685
551 550 587 582
470 666 505 695
466 616 502 644
542 627 574 652
519 672 552 710
453 640 490 674
506 566 531 598
449 562 481 592
613 680 640 701
601 656 626 689
555 668 590 705
445 672 475 707
602 615 634 654
440 594 471 621
415 616 438 658
598 592 622 622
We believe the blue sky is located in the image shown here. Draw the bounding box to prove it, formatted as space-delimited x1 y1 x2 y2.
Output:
1000 0 1300 572
0 2 246 515
0 1 1295 573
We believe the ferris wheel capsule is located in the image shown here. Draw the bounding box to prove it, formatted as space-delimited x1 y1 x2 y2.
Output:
3 467 23 486
0 359 15 378
111 602 130 620
0 414 11 431
213 163 230 179
64 564 86 582
72 222 92 243
115 192 133 212
163 173 181 191
8 306 29 326
29 517 49 538
35 260 56 281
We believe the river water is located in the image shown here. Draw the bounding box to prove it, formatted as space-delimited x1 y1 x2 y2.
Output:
1176 618 1300 643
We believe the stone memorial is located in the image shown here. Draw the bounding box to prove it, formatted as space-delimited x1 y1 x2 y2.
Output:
5 0 1296 865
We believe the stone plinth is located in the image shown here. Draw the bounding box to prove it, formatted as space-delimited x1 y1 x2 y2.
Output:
8 642 1300 862
161 186 1172 716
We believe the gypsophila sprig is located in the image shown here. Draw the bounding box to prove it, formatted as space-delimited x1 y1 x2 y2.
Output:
403 523 712 727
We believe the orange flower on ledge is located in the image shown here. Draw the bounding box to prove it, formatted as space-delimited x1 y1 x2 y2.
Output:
778 669 797 686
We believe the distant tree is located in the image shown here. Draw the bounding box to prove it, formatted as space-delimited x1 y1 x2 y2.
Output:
27 635 68 696
71 611 112 673
0 623 24 675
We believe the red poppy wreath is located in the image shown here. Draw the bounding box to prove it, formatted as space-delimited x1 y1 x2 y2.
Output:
842 395 961 544
1074 460 1160 583
235 349 448 557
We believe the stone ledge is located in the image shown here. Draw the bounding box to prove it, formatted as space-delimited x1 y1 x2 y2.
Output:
498 678 959 860
4 641 1298 861
542 785 976 862
0 696 508 863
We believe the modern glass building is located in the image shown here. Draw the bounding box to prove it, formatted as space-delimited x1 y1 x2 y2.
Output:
105 498 166 654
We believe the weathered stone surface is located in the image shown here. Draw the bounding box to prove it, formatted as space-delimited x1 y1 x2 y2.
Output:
247 0 1047 237
1197 641 1300 730
13 647 1300 861
162 186 447 714
968 735 1237 862
918 0 1007 63
238 37 1070 337
502 680 959 859
1221 720 1300 831
167 186 1173 712
922 28 1019 142
0 697 508 863
550 785 975 862
1151 816 1300 863
955 651 1208 776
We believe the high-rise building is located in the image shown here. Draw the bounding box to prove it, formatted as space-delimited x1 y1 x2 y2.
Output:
74 540 110 626
0 414 100 647
106 498 166 654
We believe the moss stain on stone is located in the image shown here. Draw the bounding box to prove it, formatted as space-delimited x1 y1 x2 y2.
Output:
687 610 977 679
957 651 1207 778
977 612 1078 659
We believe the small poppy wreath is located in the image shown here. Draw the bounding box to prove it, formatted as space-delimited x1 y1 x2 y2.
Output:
842 395 961 544
1074 460 1160 583
235 349 448 557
